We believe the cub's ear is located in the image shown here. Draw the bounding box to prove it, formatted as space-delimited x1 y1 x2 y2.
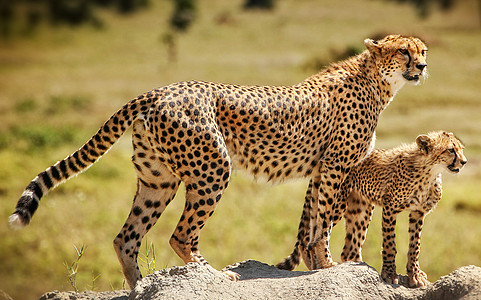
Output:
364 38 381 55
416 135 432 154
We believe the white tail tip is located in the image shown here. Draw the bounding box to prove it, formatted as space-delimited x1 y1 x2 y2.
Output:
9 214 26 230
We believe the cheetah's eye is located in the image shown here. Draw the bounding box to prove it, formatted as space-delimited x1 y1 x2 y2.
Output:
398 48 409 55
447 148 455 154
421 49 428 56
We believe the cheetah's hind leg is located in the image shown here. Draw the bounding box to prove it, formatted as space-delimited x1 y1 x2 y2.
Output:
167 131 238 280
113 120 181 289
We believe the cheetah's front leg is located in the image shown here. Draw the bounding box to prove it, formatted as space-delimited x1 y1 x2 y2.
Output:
407 210 429 287
308 166 347 270
289 179 345 271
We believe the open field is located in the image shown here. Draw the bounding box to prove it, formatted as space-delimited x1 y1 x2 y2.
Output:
0 0 480 299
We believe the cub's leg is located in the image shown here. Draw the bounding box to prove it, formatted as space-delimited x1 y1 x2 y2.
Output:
407 210 429 287
341 192 374 263
381 206 400 284
168 139 238 280
113 120 180 289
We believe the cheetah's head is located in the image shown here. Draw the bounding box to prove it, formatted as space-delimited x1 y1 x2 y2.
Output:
364 35 428 91
416 131 467 175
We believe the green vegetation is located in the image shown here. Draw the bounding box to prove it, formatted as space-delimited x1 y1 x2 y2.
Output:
64 244 89 293
0 0 480 299
138 239 158 276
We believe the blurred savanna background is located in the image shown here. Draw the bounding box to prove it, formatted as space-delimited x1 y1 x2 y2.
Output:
1 0 480 298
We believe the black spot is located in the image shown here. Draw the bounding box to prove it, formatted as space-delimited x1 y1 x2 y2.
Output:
160 182 171 189
97 144 108 151
133 206 142 216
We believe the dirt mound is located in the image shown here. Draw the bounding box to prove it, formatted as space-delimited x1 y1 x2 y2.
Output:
40 260 481 300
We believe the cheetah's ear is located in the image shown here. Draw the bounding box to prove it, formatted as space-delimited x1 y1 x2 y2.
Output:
364 38 381 55
416 135 432 154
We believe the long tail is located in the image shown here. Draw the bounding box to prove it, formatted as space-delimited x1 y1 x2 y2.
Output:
9 93 155 228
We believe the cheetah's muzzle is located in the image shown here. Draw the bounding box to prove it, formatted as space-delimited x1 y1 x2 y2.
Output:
448 165 460 173
402 73 421 81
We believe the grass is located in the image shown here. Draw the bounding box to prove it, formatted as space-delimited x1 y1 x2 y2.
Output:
0 0 480 299
138 239 158 276
64 244 87 293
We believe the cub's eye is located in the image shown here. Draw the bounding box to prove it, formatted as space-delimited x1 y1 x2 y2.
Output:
421 49 428 56
398 48 409 55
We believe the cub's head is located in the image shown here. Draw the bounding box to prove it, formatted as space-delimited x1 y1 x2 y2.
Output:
364 34 428 89
416 131 467 174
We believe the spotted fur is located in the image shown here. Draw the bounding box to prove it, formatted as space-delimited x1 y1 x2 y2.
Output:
277 131 466 288
10 34 426 289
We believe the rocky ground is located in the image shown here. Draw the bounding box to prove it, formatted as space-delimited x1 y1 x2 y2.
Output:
40 260 481 300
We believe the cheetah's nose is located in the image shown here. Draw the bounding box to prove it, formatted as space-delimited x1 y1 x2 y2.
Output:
460 160 467 166
416 63 427 71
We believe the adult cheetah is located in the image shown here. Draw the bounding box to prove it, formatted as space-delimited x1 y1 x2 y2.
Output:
10 34 427 288
277 131 466 288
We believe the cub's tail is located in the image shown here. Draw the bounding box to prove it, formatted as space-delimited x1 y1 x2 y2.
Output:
9 93 155 228
275 242 301 271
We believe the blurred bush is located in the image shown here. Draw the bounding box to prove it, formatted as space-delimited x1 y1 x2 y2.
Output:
303 44 365 72
389 0 455 18
0 0 149 39
243 0 276 10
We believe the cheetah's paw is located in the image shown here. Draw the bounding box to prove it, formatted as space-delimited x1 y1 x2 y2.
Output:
381 270 399 285
408 270 429 288
223 270 240 281
311 259 338 270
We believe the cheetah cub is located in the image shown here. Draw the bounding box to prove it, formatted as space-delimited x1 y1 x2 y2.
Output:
340 131 466 287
